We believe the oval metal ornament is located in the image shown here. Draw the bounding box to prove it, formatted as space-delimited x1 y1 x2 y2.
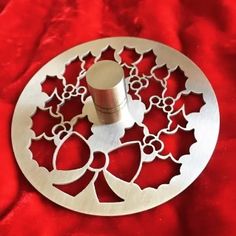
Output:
11 37 220 216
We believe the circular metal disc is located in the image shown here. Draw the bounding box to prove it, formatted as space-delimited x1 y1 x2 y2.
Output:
11 37 220 216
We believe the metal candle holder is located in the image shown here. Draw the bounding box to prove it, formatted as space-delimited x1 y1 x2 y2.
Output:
11 37 220 216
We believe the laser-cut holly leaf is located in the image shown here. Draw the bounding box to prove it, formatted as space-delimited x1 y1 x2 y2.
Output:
173 92 205 115
31 107 61 137
164 66 188 98
78 77 88 88
44 93 62 115
81 52 96 71
136 50 157 76
152 65 169 81
143 107 170 135
168 109 188 131
122 64 134 78
128 88 139 100
127 76 141 100
30 137 56 171
97 46 116 61
135 158 181 189
120 123 145 144
58 95 84 121
159 128 197 161
138 77 164 108
41 75 64 97
63 57 83 86
119 47 141 65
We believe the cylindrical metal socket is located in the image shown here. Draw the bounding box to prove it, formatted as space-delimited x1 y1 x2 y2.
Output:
86 60 127 124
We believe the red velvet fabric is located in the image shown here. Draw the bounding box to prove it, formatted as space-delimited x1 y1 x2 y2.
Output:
0 0 236 235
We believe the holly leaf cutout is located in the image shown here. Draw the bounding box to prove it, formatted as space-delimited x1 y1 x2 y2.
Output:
30 137 56 171
97 46 116 61
41 75 64 97
44 93 62 115
135 158 181 189
159 128 197 161
152 64 169 81
58 95 84 121
168 108 188 131
164 66 188 99
136 50 157 76
63 57 83 86
173 92 205 115
81 52 96 71
120 123 145 143
143 107 170 135
138 77 164 109
122 64 134 78
31 107 61 137
128 88 139 100
119 47 141 66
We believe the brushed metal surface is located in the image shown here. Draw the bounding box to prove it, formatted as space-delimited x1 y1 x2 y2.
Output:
11 37 220 216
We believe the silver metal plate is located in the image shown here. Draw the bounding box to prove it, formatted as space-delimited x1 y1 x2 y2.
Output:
11 37 220 216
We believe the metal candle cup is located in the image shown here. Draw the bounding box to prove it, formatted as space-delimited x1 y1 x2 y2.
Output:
86 60 127 124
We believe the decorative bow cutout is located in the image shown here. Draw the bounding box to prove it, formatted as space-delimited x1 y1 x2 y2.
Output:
52 132 141 202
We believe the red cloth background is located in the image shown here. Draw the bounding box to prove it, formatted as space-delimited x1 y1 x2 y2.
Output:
0 0 235 235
